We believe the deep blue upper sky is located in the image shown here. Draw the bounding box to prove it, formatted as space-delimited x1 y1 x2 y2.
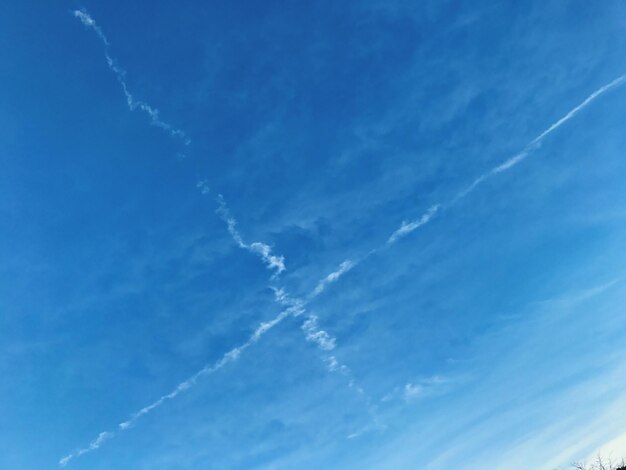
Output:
2 1 626 469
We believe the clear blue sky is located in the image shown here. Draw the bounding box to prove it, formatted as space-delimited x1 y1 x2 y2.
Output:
2 1 626 469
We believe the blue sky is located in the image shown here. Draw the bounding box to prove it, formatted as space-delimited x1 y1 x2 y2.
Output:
2 1 626 469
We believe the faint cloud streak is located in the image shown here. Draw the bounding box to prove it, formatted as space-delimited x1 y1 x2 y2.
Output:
387 75 626 244
72 9 190 145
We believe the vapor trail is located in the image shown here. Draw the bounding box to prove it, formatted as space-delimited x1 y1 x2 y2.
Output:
72 9 190 145
215 195 286 275
529 75 626 146
215 197 381 431
59 253 359 467
387 74 626 244
59 304 301 466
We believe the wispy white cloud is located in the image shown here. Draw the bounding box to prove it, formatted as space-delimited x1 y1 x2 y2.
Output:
117 305 305 432
59 431 114 467
270 286 294 306
212 193 369 402
72 9 190 145
387 75 626 244
388 204 440 244
249 242 286 274
489 150 532 175
456 75 626 201
73 9 109 46
311 260 355 297
302 315 337 351
380 375 452 404
299 313 369 403
60 306 297 465
404 376 451 401
215 195 286 274
535 276 624 309
207 213 397 413
529 75 626 147
403 383 424 400
196 180 210 195
347 423 386 440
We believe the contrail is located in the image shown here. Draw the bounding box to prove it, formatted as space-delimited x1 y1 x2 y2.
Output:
215 198 381 432
529 74 626 146
59 304 302 466
59 432 113 467
215 194 286 275
116 307 301 432
72 9 190 145
387 74 626 244
388 204 440 244
58 257 356 466
215 196 361 382
311 260 356 297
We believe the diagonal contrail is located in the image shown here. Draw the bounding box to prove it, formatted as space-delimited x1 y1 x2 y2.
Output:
215 194 286 275
73 9 190 145
529 75 626 146
387 74 626 244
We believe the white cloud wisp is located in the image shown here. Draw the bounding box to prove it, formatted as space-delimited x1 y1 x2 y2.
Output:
66 11 626 464
72 9 190 145
59 255 360 466
215 195 286 275
58 304 302 466
387 75 626 245
211 207 375 428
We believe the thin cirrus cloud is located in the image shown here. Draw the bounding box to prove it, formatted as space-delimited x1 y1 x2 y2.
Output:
387 74 626 244
72 9 190 145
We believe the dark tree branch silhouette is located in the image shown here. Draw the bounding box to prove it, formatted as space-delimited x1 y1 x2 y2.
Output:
565 455 626 470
